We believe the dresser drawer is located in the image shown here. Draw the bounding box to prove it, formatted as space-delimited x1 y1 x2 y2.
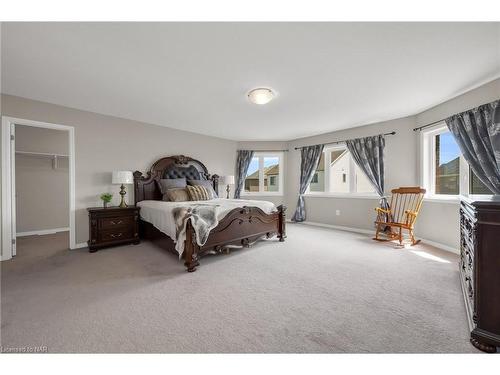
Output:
98 228 135 243
99 215 135 230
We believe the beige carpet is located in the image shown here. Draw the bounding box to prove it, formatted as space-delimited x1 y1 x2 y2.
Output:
1 224 480 353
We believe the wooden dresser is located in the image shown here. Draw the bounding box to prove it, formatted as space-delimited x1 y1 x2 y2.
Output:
87 206 140 252
459 197 500 353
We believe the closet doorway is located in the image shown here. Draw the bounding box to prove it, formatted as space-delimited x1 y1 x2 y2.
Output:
1 117 76 261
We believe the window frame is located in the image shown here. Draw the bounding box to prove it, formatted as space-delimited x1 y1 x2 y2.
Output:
241 152 284 196
305 144 377 198
420 122 493 200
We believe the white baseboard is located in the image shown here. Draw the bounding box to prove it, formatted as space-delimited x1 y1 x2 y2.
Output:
291 220 458 254
73 242 88 250
17 227 69 237
295 221 374 235
416 238 458 254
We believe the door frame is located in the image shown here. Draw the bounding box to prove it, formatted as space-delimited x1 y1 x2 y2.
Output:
1 116 76 260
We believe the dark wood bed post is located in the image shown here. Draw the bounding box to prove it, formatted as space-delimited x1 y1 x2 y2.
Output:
184 220 200 272
277 205 287 242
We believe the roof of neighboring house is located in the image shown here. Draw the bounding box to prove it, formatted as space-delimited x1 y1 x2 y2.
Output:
266 164 279 176
438 157 459 175
331 150 346 165
246 164 280 180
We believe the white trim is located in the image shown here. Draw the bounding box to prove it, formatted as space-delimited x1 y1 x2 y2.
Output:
423 196 460 204
292 221 373 235
241 192 284 197
17 227 70 237
241 151 284 196
1 118 13 261
74 242 88 249
418 237 458 254
292 221 458 254
304 193 379 199
1 116 77 262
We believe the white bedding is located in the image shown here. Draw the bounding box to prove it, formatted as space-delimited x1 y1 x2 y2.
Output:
137 198 277 255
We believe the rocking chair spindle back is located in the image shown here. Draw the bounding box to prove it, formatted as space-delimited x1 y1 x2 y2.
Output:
374 187 426 245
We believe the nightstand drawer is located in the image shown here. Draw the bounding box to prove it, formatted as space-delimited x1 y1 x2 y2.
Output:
98 228 135 243
99 216 135 230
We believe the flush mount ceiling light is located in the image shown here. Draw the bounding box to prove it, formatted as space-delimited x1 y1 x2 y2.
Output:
247 88 275 105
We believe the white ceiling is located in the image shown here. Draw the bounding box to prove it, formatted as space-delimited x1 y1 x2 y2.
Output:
2 22 500 141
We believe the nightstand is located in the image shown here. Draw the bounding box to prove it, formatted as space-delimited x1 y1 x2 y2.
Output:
87 206 140 252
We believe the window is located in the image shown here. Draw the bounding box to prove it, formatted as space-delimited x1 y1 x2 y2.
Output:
307 145 376 195
311 172 319 184
421 123 493 197
243 152 283 195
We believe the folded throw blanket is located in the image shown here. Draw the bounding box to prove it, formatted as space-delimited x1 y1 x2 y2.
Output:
173 204 221 257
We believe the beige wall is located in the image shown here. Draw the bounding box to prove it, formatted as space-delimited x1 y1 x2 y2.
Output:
1 94 238 246
15 126 69 233
240 78 500 252
2 77 498 253
286 115 419 230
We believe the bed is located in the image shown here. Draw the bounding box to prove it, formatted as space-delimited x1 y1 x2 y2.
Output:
133 155 286 272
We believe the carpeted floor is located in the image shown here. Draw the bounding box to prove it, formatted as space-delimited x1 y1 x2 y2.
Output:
1 224 480 353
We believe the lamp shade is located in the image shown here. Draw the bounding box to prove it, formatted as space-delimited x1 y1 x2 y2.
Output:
112 171 133 184
221 175 235 185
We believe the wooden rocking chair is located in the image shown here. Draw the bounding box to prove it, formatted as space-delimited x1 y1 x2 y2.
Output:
374 187 426 246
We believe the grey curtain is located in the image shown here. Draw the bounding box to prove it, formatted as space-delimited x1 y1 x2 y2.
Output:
445 99 500 194
234 150 254 199
291 145 324 222
346 134 389 211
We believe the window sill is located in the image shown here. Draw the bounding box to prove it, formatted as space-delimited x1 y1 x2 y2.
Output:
304 193 379 199
241 192 284 197
423 195 460 204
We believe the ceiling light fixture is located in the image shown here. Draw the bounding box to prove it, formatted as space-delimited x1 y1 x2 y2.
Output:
247 88 275 105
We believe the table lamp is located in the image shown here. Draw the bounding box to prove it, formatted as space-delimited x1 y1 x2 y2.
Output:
112 171 133 208
221 175 235 199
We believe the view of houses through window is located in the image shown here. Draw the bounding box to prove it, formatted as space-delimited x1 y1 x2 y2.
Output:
244 154 282 194
308 146 375 194
425 125 492 196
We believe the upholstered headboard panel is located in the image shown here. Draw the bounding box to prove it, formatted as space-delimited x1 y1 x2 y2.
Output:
133 155 219 204
163 165 201 180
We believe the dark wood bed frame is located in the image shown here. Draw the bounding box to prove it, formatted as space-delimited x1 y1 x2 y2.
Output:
133 155 286 272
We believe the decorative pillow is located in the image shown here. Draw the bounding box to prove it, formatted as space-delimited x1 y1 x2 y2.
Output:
157 178 187 200
186 185 211 201
165 188 190 202
187 179 218 199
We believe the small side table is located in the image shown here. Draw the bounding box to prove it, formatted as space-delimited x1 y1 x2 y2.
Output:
87 206 140 252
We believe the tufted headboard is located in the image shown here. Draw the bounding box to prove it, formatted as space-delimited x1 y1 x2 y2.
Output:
133 155 219 204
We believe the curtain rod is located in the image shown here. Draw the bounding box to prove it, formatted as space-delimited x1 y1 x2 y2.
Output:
413 119 446 132
413 98 500 132
293 131 396 150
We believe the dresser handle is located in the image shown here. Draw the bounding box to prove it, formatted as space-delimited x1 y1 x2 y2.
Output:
110 233 123 238
110 220 123 225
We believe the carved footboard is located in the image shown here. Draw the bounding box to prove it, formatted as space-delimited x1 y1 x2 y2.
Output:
184 205 286 272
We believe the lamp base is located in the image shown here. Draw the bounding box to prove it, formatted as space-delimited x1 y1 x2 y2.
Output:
226 184 231 199
119 184 128 208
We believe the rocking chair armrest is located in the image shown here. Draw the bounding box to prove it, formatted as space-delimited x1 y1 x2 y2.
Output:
375 207 391 214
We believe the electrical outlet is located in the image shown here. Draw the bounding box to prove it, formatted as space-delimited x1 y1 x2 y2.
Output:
335 210 341 216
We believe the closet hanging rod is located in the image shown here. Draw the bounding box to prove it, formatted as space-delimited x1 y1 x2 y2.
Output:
15 150 69 158
294 131 396 150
